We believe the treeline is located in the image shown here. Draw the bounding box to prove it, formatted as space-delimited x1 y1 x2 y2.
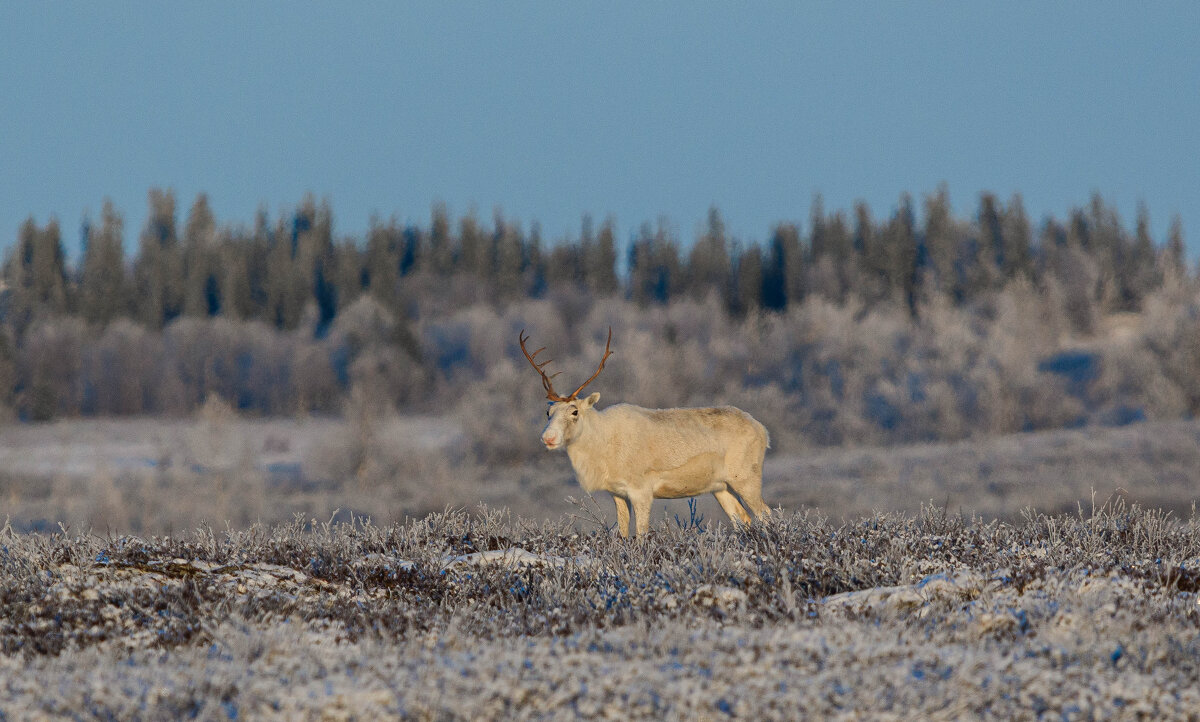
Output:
0 188 1196 448
5 188 1190 332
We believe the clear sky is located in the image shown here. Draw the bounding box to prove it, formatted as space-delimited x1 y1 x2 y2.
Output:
2 2 1197 260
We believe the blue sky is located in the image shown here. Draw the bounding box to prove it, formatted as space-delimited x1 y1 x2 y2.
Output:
1 2 1197 260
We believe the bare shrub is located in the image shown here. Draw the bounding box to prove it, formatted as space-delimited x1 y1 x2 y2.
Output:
291 340 341 414
1139 282 1200 416
1093 343 1187 422
456 358 544 465
187 394 239 469
304 406 471 518
83 320 156 415
16 317 88 420
332 294 396 353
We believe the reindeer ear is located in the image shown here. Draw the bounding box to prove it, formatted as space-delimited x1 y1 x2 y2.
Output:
581 392 600 409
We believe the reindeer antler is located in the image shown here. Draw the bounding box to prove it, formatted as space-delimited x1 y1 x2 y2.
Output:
567 327 613 400
519 327 613 402
519 329 569 402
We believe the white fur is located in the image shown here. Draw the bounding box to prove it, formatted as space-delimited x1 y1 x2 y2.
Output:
541 393 771 536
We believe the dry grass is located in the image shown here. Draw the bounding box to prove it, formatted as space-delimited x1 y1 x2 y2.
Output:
4 415 1200 537
1 499 1198 719
0 413 471 534
767 417 1200 522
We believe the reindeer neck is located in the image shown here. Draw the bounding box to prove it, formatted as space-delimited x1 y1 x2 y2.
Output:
563 410 611 492
564 407 607 458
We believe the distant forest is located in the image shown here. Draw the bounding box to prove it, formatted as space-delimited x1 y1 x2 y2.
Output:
1 188 1197 455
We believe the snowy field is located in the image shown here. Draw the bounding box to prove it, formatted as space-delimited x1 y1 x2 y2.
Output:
2 416 1200 718
2 414 1200 534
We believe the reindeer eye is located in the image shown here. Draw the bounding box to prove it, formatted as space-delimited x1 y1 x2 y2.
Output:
571 409 579 417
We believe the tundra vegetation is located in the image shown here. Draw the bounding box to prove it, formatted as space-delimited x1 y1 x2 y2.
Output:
2 190 1200 717
1 500 1199 718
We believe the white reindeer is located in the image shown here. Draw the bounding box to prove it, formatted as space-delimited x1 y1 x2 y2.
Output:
520 328 771 537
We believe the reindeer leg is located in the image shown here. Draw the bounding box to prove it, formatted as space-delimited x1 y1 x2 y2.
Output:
713 489 753 525
613 496 631 538
631 491 653 536
728 450 771 520
729 477 771 520
742 490 771 519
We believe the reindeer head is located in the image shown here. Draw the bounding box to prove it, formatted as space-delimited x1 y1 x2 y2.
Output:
519 328 612 450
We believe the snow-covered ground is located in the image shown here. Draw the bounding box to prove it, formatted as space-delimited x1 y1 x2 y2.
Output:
0 415 460 479
2 414 1199 534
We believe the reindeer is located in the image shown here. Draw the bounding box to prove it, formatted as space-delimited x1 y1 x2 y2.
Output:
520 328 771 536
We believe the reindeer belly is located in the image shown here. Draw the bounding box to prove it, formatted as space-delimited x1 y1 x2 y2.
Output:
649 452 726 499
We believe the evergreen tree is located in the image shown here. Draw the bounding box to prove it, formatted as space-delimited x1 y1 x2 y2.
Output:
978 193 1004 268
1000 194 1033 279
733 242 764 314
855 201 888 303
425 202 455 276
687 207 731 301
182 194 219 317
134 188 184 328
1045 216 1101 333
880 195 919 312
0 326 15 414
459 211 490 282
656 222 683 304
34 219 69 315
809 195 829 261
628 220 681 305
79 200 128 325
545 237 584 290
524 221 547 297
399 226 421 276
781 222 806 307
1066 208 1091 252
965 193 1004 298
364 217 402 309
218 233 253 321
333 237 365 311
292 196 337 333
922 185 960 296
1117 203 1159 308
627 231 648 306
1086 195 1127 311
7 218 71 323
827 210 855 299
493 212 524 300
264 216 300 329
244 208 274 320
808 197 854 301
4 218 40 332
1163 214 1187 281
1089 194 1123 265
762 223 804 311
579 214 595 280
585 217 619 295
1035 218 1067 279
